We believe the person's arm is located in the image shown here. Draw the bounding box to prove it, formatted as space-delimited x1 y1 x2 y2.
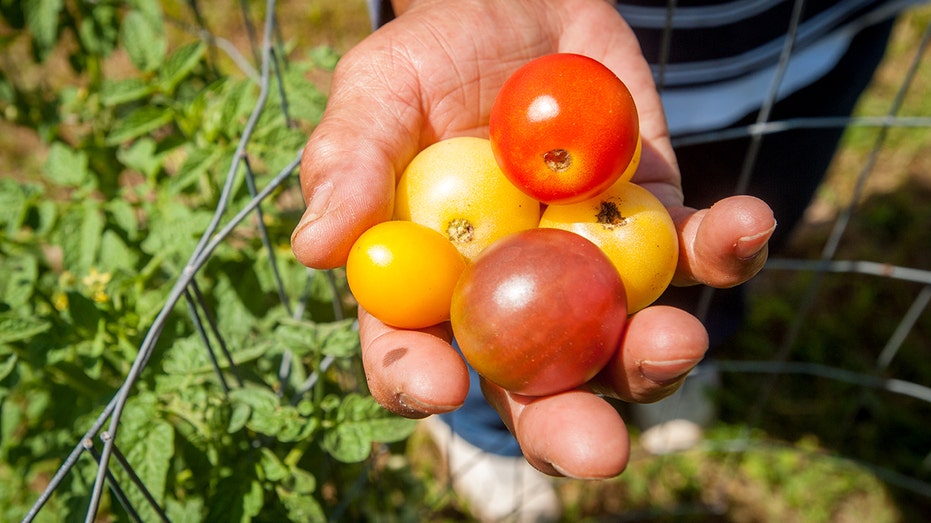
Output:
291 0 774 479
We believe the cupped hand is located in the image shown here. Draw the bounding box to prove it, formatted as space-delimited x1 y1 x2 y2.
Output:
290 0 776 479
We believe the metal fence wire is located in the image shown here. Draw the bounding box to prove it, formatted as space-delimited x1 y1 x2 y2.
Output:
14 0 931 521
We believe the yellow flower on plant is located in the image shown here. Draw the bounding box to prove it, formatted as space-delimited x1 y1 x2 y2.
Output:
82 268 112 304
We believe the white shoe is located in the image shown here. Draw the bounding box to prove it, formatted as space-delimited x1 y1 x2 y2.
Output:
634 362 720 455
422 416 562 523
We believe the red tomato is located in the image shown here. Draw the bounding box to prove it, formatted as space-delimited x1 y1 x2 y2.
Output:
489 53 640 204
450 228 628 396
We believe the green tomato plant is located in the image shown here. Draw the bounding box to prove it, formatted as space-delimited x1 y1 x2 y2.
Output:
0 2 416 521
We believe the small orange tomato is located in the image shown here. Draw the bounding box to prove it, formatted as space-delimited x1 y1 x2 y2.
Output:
395 137 541 262
539 181 678 313
346 220 466 329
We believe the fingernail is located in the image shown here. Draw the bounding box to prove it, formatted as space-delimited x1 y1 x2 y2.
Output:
735 221 777 260
640 358 701 384
292 180 334 239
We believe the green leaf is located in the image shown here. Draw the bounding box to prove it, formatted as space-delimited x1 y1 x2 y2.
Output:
277 486 326 523
0 179 42 234
120 393 174 513
104 198 141 241
0 254 38 310
0 313 51 345
100 77 153 106
282 69 327 125
242 479 265 520
307 45 340 71
227 386 317 442
0 347 17 382
98 230 139 273
77 4 119 57
258 447 289 482
44 142 90 187
164 497 205 523
116 137 164 181
169 146 225 194
66 292 101 334
23 0 63 61
80 204 105 270
159 41 206 93
272 318 358 359
322 394 416 463
105 105 173 146
120 9 166 72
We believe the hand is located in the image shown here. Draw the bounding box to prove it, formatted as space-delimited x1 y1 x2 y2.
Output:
290 0 776 479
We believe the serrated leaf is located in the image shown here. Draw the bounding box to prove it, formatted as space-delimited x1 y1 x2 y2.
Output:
44 142 90 187
126 420 173 499
0 254 38 310
23 0 63 61
282 69 327 125
104 197 140 240
66 291 101 334
273 318 358 359
98 230 138 273
116 137 164 181
164 497 205 523
0 348 18 383
322 394 416 463
79 202 105 271
242 479 264 520
105 105 173 146
219 79 257 132
307 45 340 71
319 320 361 358
258 447 289 482
100 77 153 106
277 487 326 523
289 468 317 495
159 41 205 93
170 146 225 194
77 4 118 57
120 9 166 72
0 313 51 345
227 402 251 434
0 179 33 233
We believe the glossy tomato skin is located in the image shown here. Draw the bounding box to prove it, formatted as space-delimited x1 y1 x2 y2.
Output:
539 181 678 313
395 137 541 262
450 228 628 396
489 53 640 205
346 220 466 329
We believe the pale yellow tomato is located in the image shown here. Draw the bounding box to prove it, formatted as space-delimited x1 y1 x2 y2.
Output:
395 137 541 262
346 220 467 329
616 134 642 185
539 181 677 313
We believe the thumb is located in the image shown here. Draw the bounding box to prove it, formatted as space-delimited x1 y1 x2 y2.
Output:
290 46 422 269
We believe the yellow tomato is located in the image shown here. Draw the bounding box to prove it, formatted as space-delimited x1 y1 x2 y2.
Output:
346 220 467 329
616 134 642 185
539 181 678 313
395 136 541 262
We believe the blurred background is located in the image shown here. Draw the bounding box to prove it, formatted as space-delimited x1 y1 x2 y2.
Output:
1 1 929 521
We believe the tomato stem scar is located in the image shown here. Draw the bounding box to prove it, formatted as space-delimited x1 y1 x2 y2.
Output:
543 148 572 172
447 218 475 243
596 200 627 229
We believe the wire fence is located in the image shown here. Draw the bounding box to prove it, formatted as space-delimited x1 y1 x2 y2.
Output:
14 0 931 521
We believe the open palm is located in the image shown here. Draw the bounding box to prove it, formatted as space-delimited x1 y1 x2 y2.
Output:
290 0 775 479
